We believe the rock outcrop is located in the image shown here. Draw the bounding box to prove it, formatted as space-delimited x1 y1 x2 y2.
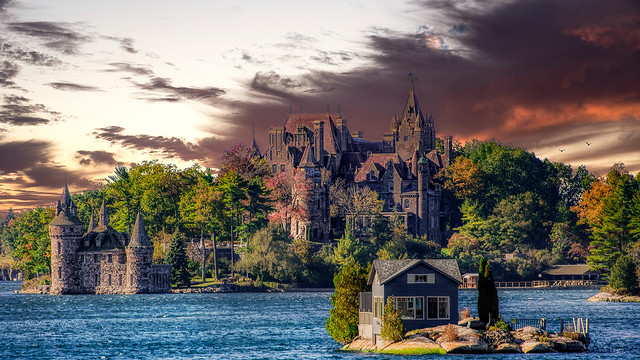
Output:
587 291 640 302
344 324 588 354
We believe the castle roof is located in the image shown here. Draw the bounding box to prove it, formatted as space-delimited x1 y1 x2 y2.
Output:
283 113 342 154
354 153 402 182
80 201 127 251
129 211 152 248
298 145 318 168
51 182 82 226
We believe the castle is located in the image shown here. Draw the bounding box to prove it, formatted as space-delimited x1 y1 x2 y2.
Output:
265 82 451 243
49 183 171 294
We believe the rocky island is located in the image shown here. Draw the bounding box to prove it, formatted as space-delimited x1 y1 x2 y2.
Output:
587 291 640 302
344 324 588 355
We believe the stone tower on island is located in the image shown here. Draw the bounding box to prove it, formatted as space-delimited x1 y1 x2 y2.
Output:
49 183 171 295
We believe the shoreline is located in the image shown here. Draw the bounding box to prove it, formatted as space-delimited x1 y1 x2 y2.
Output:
587 291 640 302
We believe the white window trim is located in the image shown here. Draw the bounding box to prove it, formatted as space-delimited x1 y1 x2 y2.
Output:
407 273 436 284
395 296 424 320
427 296 450 320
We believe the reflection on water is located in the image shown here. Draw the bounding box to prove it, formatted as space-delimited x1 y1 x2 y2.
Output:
0 282 637 359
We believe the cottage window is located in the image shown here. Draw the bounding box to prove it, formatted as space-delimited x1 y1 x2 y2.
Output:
395 296 423 320
409 273 436 284
373 296 384 318
427 296 449 320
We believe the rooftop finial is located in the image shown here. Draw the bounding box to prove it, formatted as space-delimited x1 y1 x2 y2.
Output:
337 104 341 116
408 72 417 90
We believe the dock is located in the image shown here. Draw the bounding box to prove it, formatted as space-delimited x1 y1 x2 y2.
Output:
460 280 606 290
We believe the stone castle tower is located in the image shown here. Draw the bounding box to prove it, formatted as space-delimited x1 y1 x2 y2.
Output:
49 182 84 295
49 184 171 295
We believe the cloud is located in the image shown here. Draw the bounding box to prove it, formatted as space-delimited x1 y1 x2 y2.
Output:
0 94 61 126
8 21 90 54
0 41 63 66
134 76 226 102
104 62 154 76
0 60 19 86
0 140 51 174
92 126 216 163
48 81 102 92
74 150 123 167
231 0 640 175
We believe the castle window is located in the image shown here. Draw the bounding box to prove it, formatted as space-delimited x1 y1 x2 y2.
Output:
280 164 285 172
57 241 61 254
272 164 277 173
431 216 435 228
95 274 99 286
58 267 62 279
130 274 134 285
404 199 409 208
119 274 123 286
108 274 112 286
388 183 393 192
108 254 112 263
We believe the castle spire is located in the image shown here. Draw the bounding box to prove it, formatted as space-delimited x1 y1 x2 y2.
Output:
88 210 96 232
129 211 152 247
99 200 109 227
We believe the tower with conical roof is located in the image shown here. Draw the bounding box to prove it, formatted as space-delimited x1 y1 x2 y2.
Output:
392 78 435 161
49 181 84 294
125 211 154 293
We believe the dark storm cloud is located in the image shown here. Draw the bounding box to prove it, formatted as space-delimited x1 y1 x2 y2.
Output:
0 95 61 126
134 77 226 102
48 81 102 92
0 140 51 174
92 126 215 162
75 150 123 167
8 22 89 54
0 41 62 66
234 0 640 166
0 0 12 13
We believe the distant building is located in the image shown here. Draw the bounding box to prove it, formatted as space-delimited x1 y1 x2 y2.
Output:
461 273 479 289
49 183 171 295
265 82 452 242
541 264 600 282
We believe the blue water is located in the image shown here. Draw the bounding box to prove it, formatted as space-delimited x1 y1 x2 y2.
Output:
1 282 639 359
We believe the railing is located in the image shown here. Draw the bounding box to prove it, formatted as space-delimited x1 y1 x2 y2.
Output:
359 311 373 325
460 280 606 289
510 318 547 331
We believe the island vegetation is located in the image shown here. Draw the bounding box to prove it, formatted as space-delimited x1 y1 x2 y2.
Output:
1 139 639 296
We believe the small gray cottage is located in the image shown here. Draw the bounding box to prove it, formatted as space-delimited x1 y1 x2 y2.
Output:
358 259 462 344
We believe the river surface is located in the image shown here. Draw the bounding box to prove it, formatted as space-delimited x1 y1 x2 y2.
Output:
1 281 638 359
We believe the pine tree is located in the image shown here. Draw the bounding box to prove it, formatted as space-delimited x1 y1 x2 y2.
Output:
326 259 369 344
381 296 405 342
165 231 191 287
477 257 499 324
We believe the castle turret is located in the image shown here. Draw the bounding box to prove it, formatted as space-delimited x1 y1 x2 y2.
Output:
49 181 84 295
314 120 324 164
126 212 153 294
417 155 430 237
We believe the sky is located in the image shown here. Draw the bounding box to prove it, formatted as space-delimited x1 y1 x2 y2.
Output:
1 0 639 216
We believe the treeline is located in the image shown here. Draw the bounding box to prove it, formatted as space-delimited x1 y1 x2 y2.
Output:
1 139 639 286
442 140 640 281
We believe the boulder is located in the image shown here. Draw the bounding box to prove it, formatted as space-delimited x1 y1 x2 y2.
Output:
549 336 586 352
494 342 522 353
440 337 489 353
513 326 545 341
344 338 377 351
522 340 554 353
382 335 443 353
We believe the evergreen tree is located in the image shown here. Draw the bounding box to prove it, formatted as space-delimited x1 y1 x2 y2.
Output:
381 296 405 342
165 231 191 287
609 255 639 294
477 258 499 324
326 259 369 344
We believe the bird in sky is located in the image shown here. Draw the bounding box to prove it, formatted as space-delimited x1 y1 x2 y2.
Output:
559 149 565 152
585 141 591 146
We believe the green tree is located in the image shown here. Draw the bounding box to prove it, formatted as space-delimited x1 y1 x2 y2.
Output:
608 255 639 294
235 226 297 282
326 259 369 344
165 231 191 287
477 258 499 324
332 227 365 267
7 207 55 278
381 296 405 342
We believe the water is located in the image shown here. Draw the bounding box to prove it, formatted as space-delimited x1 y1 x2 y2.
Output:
1 281 639 359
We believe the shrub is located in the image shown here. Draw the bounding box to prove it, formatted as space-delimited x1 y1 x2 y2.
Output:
440 324 459 342
492 318 511 332
609 255 639 295
381 296 405 342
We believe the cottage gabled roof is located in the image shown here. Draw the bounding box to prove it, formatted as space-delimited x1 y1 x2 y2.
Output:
542 264 598 276
368 259 463 285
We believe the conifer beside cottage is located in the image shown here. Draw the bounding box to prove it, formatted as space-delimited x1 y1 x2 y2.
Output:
49 183 171 294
